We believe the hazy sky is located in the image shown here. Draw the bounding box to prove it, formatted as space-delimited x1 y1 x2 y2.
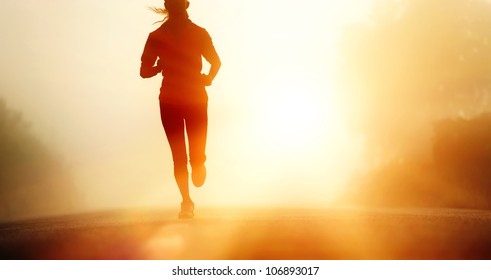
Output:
0 0 371 211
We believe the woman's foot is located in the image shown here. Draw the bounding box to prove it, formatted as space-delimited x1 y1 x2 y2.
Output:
178 201 194 219
192 165 206 187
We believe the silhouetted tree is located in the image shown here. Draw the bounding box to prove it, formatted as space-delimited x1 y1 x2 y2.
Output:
434 113 491 190
0 98 80 220
338 0 491 163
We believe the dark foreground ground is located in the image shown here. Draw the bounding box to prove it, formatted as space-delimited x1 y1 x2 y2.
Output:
1 207 491 260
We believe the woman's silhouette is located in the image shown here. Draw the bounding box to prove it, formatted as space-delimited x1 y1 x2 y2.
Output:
140 0 221 219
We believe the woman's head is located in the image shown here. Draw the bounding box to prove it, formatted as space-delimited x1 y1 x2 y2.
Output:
165 0 189 15
151 0 189 22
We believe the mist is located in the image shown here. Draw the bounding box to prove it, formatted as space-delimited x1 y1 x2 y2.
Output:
3 0 490 221
337 0 491 209
0 0 374 221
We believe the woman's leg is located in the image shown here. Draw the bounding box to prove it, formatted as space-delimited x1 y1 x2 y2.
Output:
185 102 208 187
160 102 192 203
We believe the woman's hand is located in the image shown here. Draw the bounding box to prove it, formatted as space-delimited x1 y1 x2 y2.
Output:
201 74 212 86
140 59 163 78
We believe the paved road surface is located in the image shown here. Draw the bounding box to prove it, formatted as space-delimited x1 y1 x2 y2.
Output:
1 208 491 259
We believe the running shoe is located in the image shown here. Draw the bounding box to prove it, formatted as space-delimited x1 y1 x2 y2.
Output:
178 201 194 219
192 165 206 187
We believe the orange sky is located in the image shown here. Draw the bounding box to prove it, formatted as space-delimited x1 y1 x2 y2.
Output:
0 0 372 211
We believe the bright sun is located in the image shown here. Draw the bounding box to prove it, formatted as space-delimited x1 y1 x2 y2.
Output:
251 80 341 160
228 78 361 205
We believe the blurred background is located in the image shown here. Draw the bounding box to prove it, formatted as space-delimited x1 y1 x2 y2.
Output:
1 0 491 221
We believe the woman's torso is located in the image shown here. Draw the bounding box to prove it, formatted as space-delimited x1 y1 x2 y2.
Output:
151 20 208 104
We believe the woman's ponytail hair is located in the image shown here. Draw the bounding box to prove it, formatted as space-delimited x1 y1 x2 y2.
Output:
149 7 169 23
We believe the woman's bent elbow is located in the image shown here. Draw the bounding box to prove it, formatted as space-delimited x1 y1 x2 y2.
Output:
140 69 153 79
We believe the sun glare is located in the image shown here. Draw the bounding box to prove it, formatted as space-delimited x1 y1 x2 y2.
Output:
232 77 363 205
252 80 341 158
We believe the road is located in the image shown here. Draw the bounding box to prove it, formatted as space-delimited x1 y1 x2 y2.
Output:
1 207 491 260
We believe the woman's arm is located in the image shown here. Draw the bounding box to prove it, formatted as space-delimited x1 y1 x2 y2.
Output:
201 33 221 86
206 56 221 85
140 34 162 79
